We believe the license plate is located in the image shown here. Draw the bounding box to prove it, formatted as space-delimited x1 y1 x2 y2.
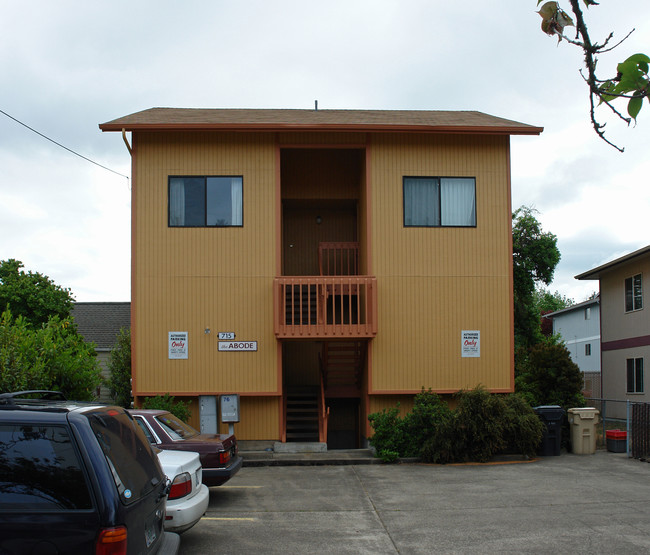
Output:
145 508 163 548
145 524 157 548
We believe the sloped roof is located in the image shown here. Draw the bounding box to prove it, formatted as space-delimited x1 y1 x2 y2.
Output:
544 295 599 319
100 108 543 135
576 245 650 280
72 302 130 350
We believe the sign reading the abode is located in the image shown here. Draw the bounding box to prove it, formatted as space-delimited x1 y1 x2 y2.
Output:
461 330 480 358
168 331 188 359
218 341 258 352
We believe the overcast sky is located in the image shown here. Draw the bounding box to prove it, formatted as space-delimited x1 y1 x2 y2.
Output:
1 0 649 304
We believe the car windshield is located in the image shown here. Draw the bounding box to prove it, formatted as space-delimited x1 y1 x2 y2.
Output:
155 413 199 440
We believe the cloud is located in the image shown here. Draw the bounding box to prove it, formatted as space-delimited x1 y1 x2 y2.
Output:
1 0 649 303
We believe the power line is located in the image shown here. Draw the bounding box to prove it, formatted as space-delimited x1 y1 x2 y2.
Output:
0 108 129 180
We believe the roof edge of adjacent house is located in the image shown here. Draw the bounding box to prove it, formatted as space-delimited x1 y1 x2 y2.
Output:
99 108 543 136
575 245 650 281
544 295 600 319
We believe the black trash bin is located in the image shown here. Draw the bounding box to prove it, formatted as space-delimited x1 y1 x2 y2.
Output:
533 405 565 456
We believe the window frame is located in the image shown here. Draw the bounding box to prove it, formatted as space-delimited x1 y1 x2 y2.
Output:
403 176 477 228
626 357 644 394
625 273 643 313
585 343 591 356
168 175 244 228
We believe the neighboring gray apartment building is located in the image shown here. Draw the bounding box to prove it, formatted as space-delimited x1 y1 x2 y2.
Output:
545 296 601 398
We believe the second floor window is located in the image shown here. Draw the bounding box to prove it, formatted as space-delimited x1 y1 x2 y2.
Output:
585 344 591 356
403 177 476 227
169 176 243 227
625 274 642 312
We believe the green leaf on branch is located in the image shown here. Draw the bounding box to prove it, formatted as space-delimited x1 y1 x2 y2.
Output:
628 96 643 121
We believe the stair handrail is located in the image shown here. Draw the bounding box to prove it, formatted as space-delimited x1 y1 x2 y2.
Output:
318 353 329 443
318 242 359 276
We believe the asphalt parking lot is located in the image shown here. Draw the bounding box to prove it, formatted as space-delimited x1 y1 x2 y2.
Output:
179 450 650 554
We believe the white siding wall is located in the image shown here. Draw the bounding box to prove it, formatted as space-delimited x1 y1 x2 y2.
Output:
552 302 601 373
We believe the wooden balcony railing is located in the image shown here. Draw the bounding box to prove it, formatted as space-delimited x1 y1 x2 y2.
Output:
274 276 377 338
318 242 359 276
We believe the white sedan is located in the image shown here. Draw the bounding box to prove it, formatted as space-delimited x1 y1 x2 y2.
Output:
156 449 209 534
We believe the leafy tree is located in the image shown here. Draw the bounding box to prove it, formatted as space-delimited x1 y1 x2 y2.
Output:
512 207 561 348
516 342 585 410
534 287 574 337
534 287 574 314
0 309 101 400
0 259 74 328
106 327 133 408
536 1 649 151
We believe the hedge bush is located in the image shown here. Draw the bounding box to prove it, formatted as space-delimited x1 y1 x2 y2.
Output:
368 387 543 463
142 393 192 423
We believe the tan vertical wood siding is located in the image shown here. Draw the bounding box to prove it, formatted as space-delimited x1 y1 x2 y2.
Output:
132 132 278 397
369 133 513 393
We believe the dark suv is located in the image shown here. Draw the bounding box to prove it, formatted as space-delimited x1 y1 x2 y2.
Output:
0 391 180 555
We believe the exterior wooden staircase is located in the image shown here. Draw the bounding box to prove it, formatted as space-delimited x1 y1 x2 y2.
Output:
321 341 364 397
284 386 321 442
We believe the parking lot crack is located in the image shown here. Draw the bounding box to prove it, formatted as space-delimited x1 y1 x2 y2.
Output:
352 466 401 554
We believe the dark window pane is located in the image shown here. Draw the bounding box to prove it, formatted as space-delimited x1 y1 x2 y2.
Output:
89 409 163 505
0 424 92 510
183 178 206 226
134 418 156 444
404 178 440 226
625 277 633 312
169 177 205 226
636 358 644 393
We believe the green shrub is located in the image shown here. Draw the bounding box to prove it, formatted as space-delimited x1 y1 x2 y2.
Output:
502 394 544 458
378 449 400 463
402 389 455 458
420 412 458 464
369 386 544 464
454 386 506 463
367 405 407 460
106 328 132 408
142 393 191 422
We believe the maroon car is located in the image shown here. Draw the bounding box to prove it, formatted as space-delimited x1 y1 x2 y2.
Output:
129 409 242 487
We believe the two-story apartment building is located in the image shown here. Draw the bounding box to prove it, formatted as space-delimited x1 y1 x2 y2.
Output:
100 108 542 448
577 246 650 418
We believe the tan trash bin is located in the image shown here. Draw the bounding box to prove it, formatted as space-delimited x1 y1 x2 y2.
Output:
568 407 600 454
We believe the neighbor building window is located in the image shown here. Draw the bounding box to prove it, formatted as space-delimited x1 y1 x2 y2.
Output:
627 357 644 393
625 274 642 312
403 177 476 227
585 344 591 356
169 176 243 227
584 307 591 320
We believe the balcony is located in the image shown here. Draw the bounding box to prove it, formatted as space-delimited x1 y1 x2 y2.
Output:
274 276 377 338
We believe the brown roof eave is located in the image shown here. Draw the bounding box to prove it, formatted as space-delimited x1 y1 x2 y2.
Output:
99 122 543 136
576 245 650 281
